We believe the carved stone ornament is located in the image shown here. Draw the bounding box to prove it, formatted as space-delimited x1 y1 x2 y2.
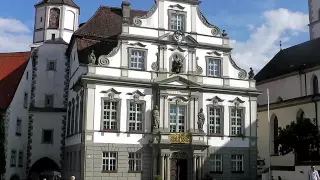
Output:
171 53 184 74
196 6 220 36
98 55 110 66
197 66 203 75
88 50 96 64
172 30 185 43
169 4 185 10
169 133 191 144
152 105 160 130
133 17 142 26
151 62 159 71
197 108 205 132
248 67 255 79
132 2 158 26
238 71 246 79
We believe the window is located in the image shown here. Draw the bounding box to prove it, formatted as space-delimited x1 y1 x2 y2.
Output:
170 104 186 132
51 34 56 40
209 154 223 172
18 151 23 167
102 100 119 131
47 60 56 71
102 152 117 172
16 118 22 136
75 99 79 134
24 93 28 108
207 58 221 77
128 102 144 132
42 129 53 144
10 150 16 167
45 94 54 107
169 11 186 31
40 17 43 22
208 107 222 134
230 107 244 136
313 75 319 95
129 49 146 70
231 154 244 172
26 71 28 80
128 152 142 172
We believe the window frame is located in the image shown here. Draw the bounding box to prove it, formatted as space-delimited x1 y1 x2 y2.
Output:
229 107 245 136
169 100 188 133
100 97 121 132
207 105 224 135
18 151 23 167
24 92 28 108
101 151 118 173
10 150 17 167
209 154 223 173
128 152 142 172
44 94 54 108
206 57 222 78
128 48 148 71
168 9 187 31
231 154 244 173
42 129 54 144
126 99 146 133
16 118 22 136
47 60 56 71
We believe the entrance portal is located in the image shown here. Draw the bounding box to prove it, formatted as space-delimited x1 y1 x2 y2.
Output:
170 152 188 180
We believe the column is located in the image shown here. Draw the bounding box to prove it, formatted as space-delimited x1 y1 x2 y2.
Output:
159 95 164 130
161 154 165 179
189 97 195 132
197 156 201 180
164 96 169 131
153 155 157 177
121 40 129 77
192 51 197 73
194 97 199 132
193 155 197 180
159 45 167 72
188 50 193 73
201 156 205 178
166 154 171 180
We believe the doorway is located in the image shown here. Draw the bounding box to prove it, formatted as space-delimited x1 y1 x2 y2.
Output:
170 152 188 180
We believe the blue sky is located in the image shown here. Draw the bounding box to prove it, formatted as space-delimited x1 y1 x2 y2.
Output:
0 0 311 70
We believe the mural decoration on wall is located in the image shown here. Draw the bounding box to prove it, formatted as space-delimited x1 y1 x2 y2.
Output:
49 8 60 29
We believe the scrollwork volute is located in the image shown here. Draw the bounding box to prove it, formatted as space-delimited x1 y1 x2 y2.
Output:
98 55 110 67
133 17 142 26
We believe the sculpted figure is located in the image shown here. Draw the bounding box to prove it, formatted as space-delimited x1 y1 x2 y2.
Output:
152 105 160 130
171 54 183 74
88 50 96 64
197 108 205 132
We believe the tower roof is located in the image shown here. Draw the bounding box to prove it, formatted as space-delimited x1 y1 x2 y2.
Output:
35 0 79 9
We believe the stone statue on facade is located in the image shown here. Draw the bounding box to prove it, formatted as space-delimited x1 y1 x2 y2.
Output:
152 105 160 130
171 54 183 74
88 50 96 64
248 67 255 79
197 108 205 132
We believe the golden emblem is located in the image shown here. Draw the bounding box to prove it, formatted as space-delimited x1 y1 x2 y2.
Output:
169 133 191 144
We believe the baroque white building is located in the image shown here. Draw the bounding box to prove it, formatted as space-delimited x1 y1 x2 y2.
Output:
64 0 259 180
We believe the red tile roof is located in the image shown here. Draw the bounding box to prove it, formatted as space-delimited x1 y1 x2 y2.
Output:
0 52 30 110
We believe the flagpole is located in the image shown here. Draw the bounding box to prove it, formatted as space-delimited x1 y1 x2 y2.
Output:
267 89 272 180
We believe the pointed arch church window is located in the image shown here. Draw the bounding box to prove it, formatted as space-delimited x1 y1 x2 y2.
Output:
49 8 60 29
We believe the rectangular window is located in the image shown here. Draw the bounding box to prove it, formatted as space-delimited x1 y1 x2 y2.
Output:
10 150 16 167
129 49 146 70
170 12 185 31
207 58 221 77
208 107 222 134
128 102 143 132
231 154 244 172
16 118 22 136
128 152 142 172
47 60 56 71
102 100 118 131
18 151 23 167
169 104 186 132
26 71 28 80
24 93 28 108
210 154 223 172
230 108 244 135
45 94 54 108
42 129 53 144
102 152 117 172
51 34 56 40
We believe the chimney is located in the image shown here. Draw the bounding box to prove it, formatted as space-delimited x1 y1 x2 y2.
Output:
121 1 130 24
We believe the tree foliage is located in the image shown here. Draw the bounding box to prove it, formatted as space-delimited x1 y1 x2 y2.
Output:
275 118 320 160
0 114 5 178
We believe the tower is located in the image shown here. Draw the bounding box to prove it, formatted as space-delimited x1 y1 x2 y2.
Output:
33 0 80 44
308 0 320 40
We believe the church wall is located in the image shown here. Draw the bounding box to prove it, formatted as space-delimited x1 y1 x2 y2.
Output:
34 31 44 43
5 60 32 180
310 22 320 40
309 0 320 24
35 7 46 30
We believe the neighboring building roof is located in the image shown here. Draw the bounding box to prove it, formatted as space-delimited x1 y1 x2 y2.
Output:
35 0 79 9
0 52 30 110
255 37 320 83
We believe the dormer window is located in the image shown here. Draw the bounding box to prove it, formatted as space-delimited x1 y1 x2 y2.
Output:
169 10 186 31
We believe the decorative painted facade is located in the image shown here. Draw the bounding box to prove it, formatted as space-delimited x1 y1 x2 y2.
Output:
64 1 259 180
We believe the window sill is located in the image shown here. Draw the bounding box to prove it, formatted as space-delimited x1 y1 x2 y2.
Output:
231 171 244 173
16 133 22 136
209 171 223 174
128 171 142 173
101 170 118 173
128 68 146 71
100 129 120 133
41 142 53 145
127 131 144 134
10 165 16 167
207 134 224 137
230 134 245 137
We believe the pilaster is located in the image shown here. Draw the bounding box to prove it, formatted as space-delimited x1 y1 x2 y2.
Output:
222 53 230 77
121 40 129 77
193 155 197 180
191 5 197 34
163 95 169 132
166 154 171 180
160 154 165 179
194 97 199 132
85 84 96 131
159 45 167 72
158 0 165 29
159 95 164 130
189 97 195 132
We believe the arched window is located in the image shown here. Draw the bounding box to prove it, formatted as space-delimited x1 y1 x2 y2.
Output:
297 109 305 121
49 8 60 29
312 75 319 95
270 114 279 155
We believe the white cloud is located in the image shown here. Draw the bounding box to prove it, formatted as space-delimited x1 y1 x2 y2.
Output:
247 24 255 31
0 17 32 52
230 8 309 72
